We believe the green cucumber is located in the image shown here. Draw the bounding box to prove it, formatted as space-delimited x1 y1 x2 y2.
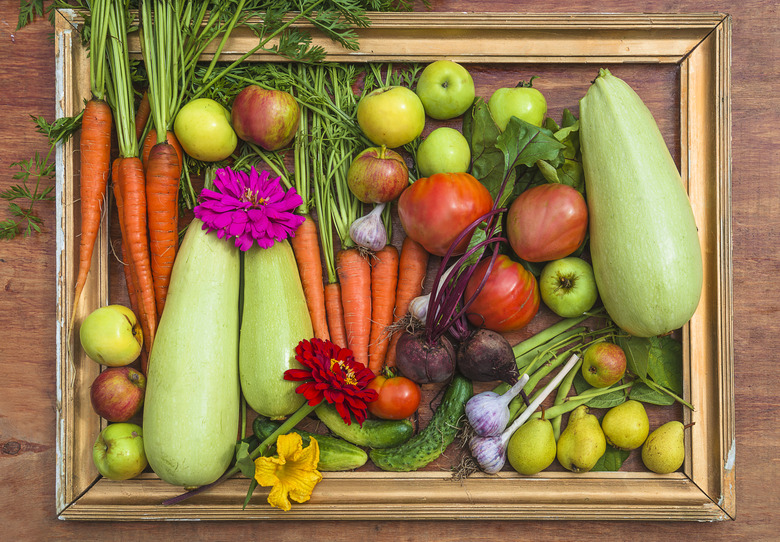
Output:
315 403 414 449
369 375 472 472
143 220 241 488
240 239 313 418
579 69 703 337
253 416 368 471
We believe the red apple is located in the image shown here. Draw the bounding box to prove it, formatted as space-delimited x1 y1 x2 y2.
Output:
90 367 146 422
231 85 300 151
347 146 409 203
581 342 627 388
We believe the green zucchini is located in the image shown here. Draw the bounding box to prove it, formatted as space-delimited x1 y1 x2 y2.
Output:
315 403 414 449
240 240 313 418
579 69 703 337
369 375 472 472
253 416 368 471
143 219 241 488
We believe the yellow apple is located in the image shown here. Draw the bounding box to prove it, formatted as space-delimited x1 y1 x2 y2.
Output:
174 98 238 162
415 127 471 177
79 305 143 366
357 86 425 148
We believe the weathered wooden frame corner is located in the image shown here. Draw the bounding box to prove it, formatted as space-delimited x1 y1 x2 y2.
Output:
54 10 733 521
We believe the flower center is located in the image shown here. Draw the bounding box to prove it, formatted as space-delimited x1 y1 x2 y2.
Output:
241 187 268 206
330 358 358 386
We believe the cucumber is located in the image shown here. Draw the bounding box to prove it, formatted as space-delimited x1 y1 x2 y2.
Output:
579 69 703 337
143 220 241 488
240 240 313 418
315 403 414 449
369 375 473 472
253 416 368 471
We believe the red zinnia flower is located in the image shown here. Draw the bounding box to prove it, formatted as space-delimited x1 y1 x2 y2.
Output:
284 338 378 426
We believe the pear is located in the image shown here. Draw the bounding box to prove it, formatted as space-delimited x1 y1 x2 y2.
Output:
601 400 650 450
556 405 606 473
642 421 685 474
506 417 557 475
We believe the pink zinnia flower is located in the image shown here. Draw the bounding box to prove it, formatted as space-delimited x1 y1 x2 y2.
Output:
284 338 378 426
194 166 305 251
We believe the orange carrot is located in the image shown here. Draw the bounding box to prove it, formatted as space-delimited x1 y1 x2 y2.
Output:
71 99 113 324
336 248 371 367
324 282 347 348
145 141 181 318
291 215 329 340
134 90 151 143
118 156 157 349
385 237 429 368
112 158 153 361
367 245 399 374
142 129 183 172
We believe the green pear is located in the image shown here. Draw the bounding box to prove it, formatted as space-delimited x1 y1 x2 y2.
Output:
601 400 650 450
506 417 557 475
642 421 685 474
556 405 606 473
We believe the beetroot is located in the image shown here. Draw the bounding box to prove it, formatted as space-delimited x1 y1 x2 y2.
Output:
456 328 519 384
395 331 456 384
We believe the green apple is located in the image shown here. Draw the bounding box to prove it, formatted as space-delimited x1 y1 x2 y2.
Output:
174 98 238 162
582 342 627 388
415 60 475 120
80 305 143 366
92 423 147 481
488 83 547 131
539 257 598 318
415 127 471 178
356 86 425 148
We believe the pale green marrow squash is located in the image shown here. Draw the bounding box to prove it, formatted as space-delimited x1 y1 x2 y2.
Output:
579 69 703 337
240 239 313 418
143 219 241 488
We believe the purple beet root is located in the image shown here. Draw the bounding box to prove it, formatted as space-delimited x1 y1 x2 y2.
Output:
456 328 519 384
395 331 456 384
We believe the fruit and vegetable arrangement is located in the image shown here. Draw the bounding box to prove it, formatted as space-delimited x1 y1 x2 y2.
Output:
65 2 702 513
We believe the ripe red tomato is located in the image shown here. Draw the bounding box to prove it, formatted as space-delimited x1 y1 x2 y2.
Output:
506 183 588 262
398 172 494 256
367 374 422 420
464 254 540 333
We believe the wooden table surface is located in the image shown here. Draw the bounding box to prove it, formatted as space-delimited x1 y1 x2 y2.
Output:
1 0 777 539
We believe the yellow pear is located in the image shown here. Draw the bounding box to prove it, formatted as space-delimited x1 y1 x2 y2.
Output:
642 421 685 474
507 417 557 475
601 400 650 450
556 405 606 473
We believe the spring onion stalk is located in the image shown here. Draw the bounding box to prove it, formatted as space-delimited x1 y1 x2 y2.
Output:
550 358 582 440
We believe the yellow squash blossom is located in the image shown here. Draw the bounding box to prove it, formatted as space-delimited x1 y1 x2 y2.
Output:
254 433 322 511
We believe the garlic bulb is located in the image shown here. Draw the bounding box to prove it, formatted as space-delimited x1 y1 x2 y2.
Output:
465 374 530 437
349 203 387 251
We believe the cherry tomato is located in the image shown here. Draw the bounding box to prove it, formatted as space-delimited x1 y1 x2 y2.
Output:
464 254 540 333
398 172 493 256
506 183 588 262
367 374 422 420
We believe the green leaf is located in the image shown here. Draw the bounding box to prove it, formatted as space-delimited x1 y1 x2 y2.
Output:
572 372 628 409
465 98 507 199
646 335 683 395
615 335 650 380
591 445 631 471
234 441 256 478
242 478 259 510
628 381 675 406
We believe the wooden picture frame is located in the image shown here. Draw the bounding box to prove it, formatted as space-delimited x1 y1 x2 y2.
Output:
54 10 733 521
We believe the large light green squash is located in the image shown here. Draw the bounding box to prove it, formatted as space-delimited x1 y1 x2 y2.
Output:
143 219 240 488
240 239 313 418
579 69 703 337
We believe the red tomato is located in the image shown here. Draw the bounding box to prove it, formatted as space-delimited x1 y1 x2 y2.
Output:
464 254 540 333
506 183 588 262
367 374 422 420
397 172 494 256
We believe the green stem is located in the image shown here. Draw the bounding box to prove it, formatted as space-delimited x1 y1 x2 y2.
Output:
641 378 695 410
529 382 634 421
512 313 594 359
550 359 582 440
190 1 324 101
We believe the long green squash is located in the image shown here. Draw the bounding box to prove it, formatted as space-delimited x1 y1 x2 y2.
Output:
579 69 703 337
240 239 313 418
143 219 241 488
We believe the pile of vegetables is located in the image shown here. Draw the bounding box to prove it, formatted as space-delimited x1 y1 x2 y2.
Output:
56 2 703 512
